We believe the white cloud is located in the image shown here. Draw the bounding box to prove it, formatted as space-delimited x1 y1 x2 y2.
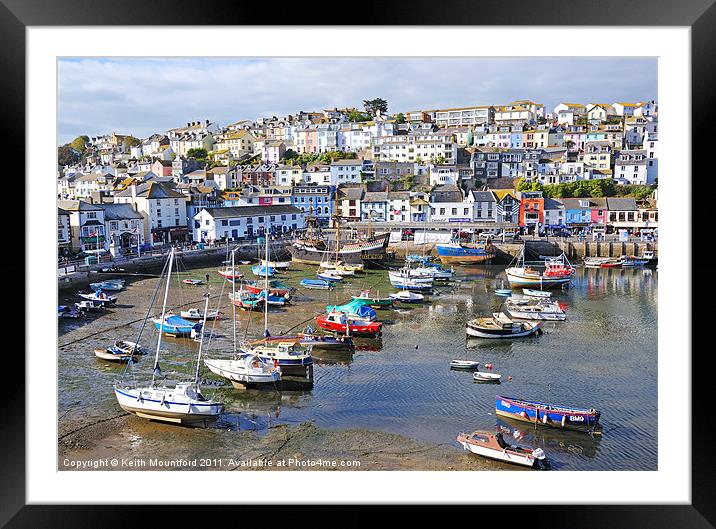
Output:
58 57 657 144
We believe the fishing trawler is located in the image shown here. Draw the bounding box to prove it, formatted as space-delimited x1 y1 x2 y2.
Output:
506 247 575 289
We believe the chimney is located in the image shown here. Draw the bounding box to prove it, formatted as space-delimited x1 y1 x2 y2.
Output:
205 119 209 125
187 122 191 127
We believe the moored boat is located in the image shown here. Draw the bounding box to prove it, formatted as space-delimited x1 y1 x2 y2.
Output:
243 279 292 299
495 289 513 297
77 291 117 304
522 288 552 298
252 265 275 277
317 270 343 282
473 371 502 383
182 278 203 285
204 354 281 386
94 340 146 362
218 267 244 282
74 300 105 312
315 311 383 336
300 278 334 290
326 300 378 322
180 308 221 320
466 312 542 339
260 258 291 269
450 360 480 370
351 289 393 308
506 249 575 289
241 339 313 377
435 240 496 265
503 298 566 321
90 279 125 291
153 314 202 336
389 290 425 303
457 430 548 469
495 395 601 432
228 291 265 311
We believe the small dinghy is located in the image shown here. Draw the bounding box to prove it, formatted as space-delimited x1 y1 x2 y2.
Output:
239 260 252 265
389 290 424 303
522 288 551 298
495 289 513 297
94 340 146 362
457 431 548 469
180 308 220 320
351 289 393 308
260 259 291 270
258 290 289 306
473 371 502 383
300 278 334 290
90 280 125 292
77 291 117 304
153 314 202 336
466 313 542 339
317 270 343 282
450 360 480 370
218 267 244 282
58 305 83 318
182 279 203 285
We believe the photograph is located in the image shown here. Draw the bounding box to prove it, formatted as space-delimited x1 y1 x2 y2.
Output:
56 56 659 473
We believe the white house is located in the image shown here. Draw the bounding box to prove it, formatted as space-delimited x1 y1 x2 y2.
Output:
57 200 109 253
645 121 658 183
614 150 648 185
466 190 497 222
428 165 459 186
386 192 410 222
274 165 304 186
73 172 115 198
329 159 363 185
192 205 304 242
303 164 332 185
113 182 190 245
97 203 146 253
58 207 72 254
429 185 472 223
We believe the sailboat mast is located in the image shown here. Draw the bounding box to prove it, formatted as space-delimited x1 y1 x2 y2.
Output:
264 225 269 335
194 292 211 385
152 247 174 386
231 249 237 356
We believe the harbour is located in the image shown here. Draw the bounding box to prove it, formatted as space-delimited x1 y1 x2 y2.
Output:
58 250 657 471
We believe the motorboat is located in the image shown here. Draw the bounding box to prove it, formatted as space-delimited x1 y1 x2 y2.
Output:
218 267 244 282
240 339 313 377
495 395 601 432
204 353 281 387
74 300 105 312
257 289 289 306
409 265 454 280
388 271 433 291
77 291 117 304
182 278 203 285
315 310 383 336
495 289 513 297
243 279 293 299
583 256 612 268
435 240 496 265
94 340 146 362
457 430 548 469
326 300 378 322
228 291 265 311
252 265 275 277
465 312 542 339
58 305 83 318
389 290 424 303
506 249 575 289
180 308 221 320
450 360 480 370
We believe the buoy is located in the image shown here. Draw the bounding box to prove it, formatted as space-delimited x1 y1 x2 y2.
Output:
415 345 418 349
507 375 513 381
561 415 567 427
542 414 548 424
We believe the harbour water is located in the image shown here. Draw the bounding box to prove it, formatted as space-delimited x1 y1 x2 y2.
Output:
58 262 657 471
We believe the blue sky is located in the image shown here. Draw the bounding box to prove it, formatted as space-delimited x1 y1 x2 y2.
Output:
57 57 657 144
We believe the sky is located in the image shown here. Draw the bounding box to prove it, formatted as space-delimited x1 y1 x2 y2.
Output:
57 57 657 145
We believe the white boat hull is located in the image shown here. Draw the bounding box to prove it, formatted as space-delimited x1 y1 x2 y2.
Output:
204 358 280 385
465 325 540 339
503 308 566 321
458 439 536 467
113 385 223 425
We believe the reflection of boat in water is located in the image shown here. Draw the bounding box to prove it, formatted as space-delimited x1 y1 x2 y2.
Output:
496 418 602 459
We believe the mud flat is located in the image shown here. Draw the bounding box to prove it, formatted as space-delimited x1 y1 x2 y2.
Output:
59 415 507 471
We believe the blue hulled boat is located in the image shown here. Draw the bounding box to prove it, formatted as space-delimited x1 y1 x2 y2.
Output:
435 241 496 265
300 278 334 290
495 395 601 432
153 314 202 336
252 265 275 277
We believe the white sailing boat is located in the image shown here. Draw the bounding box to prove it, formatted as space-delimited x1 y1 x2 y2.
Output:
505 246 574 289
203 247 281 388
113 248 224 426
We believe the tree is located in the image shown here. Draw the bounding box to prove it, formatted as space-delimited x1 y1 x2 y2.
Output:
282 149 298 161
186 148 208 160
69 135 89 153
394 113 406 124
122 136 141 148
58 145 80 166
363 98 388 116
434 155 446 165
347 110 371 122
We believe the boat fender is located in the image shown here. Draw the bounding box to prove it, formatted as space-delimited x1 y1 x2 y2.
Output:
520 411 528 419
561 416 566 427
507 375 513 381
542 414 548 424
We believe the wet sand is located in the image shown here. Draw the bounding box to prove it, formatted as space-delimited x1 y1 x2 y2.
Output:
59 414 504 471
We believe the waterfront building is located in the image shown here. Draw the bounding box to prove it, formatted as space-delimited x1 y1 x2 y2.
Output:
97 203 146 253
361 191 389 222
57 200 108 253
560 198 598 230
466 190 497 222
493 190 520 224
542 197 566 229
334 185 365 223
114 182 190 245
292 183 333 225
193 205 304 242
429 185 472 223
57 207 72 255
518 191 544 229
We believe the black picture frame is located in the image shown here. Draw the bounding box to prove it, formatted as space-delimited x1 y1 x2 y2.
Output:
4 1 707 526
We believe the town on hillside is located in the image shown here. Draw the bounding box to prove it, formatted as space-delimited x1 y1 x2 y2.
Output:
57 99 658 258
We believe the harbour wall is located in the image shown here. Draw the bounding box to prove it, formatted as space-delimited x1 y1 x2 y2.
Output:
388 240 658 264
